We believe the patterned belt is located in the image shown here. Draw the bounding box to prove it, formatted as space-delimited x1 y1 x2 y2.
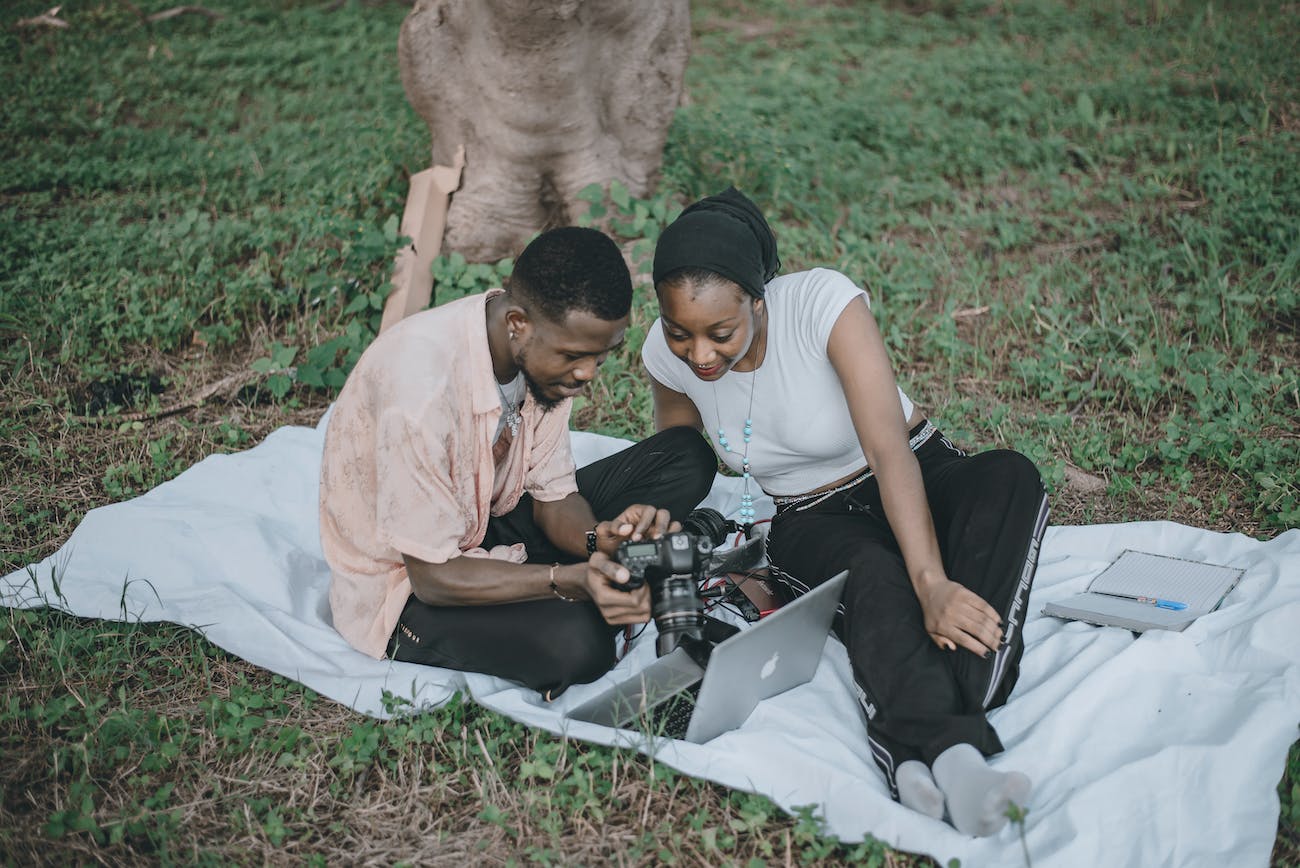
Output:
770 420 938 511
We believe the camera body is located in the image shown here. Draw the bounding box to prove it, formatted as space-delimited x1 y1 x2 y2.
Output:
617 531 714 591
616 528 715 657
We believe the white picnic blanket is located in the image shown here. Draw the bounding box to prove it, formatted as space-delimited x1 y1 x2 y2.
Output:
4 418 1297 867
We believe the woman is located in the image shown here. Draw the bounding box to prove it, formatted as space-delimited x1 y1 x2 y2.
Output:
642 187 1049 837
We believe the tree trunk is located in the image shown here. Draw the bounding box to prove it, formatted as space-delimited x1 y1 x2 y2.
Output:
398 0 691 262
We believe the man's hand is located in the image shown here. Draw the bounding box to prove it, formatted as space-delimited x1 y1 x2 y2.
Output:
913 575 1003 657
572 553 651 625
592 504 680 556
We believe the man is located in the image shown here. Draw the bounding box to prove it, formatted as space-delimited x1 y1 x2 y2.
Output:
320 226 716 698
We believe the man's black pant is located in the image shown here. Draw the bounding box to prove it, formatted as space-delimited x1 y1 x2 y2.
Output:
764 422 1049 799
385 426 716 697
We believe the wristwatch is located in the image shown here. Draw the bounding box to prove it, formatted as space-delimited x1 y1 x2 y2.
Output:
585 528 599 556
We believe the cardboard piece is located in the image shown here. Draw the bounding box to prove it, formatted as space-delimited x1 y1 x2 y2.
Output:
379 144 466 333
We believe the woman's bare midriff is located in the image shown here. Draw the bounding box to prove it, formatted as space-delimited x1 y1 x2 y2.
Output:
768 410 926 499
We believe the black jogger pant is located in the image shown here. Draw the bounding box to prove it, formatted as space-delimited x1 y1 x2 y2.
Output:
385 425 717 697
764 422 1049 799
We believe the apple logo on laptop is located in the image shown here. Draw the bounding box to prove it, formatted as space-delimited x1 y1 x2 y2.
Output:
760 651 780 680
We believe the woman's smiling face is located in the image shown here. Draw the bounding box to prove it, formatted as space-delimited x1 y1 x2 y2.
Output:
657 274 765 381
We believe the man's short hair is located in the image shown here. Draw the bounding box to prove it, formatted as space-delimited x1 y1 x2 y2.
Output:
508 227 632 324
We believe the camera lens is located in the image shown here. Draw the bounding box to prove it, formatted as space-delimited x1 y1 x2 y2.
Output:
651 574 705 657
681 507 728 545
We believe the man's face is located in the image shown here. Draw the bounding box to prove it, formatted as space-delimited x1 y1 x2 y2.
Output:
514 309 629 410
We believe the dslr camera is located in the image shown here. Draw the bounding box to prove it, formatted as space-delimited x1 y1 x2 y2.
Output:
615 509 729 658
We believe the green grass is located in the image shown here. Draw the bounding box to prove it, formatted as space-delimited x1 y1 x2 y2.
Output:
2 0 1297 863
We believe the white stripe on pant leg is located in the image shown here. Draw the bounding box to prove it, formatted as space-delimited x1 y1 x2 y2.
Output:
867 735 898 797
982 491 1049 707
982 491 1050 709
767 563 811 596
856 681 902 798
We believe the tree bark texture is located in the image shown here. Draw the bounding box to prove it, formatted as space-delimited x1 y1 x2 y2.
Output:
398 0 691 262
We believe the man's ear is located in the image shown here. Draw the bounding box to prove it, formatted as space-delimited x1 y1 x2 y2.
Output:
504 305 532 343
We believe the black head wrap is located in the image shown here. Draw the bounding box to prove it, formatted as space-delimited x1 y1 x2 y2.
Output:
652 187 780 299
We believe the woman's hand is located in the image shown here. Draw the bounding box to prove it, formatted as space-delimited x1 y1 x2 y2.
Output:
914 575 1004 656
593 504 680 556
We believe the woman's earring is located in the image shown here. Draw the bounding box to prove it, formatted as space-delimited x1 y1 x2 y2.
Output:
509 330 516 341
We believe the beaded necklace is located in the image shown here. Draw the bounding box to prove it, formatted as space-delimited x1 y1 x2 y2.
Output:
713 368 758 524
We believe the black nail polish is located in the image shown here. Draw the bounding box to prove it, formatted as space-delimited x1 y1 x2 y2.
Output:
982 651 991 660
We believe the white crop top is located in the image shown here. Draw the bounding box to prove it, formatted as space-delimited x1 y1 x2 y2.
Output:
642 268 915 497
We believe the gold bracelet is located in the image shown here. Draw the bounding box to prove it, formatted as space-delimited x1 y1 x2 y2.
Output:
549 563 579 602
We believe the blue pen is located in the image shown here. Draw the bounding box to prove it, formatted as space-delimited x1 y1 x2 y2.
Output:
1135 596 1188 611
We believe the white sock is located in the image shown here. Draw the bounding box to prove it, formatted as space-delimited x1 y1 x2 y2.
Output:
896 760 946 820
931 743 1032 837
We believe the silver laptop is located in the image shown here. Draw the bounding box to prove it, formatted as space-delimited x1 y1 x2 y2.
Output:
567 571 847 743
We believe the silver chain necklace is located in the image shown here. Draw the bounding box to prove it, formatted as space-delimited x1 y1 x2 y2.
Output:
497 378 522 437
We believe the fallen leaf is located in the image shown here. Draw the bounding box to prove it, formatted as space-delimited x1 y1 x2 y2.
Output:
1064 464 1106 493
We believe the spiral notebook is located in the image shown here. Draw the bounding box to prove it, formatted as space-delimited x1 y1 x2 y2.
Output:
1042 549 1244 632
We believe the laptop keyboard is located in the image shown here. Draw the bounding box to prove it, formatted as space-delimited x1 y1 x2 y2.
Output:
646 682 701 739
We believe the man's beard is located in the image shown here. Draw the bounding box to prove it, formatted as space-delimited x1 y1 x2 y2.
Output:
523 369 562 412
516 345 563 412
